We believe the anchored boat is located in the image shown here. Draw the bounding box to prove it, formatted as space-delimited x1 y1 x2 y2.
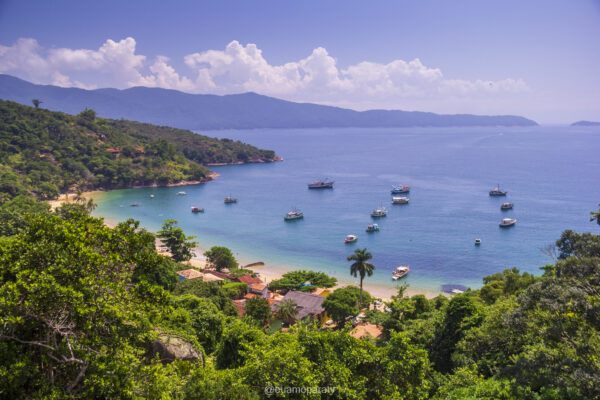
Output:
308 179 334 189
392 266 410 280
501 202 513 210
191 207 204 213
489 184 507 196
344 234 358 243
366 224 380 232
499 218 517 227
284 210 304 221
224 196 238 204
392 196 410 204
371 207 388 218
391 185 410 194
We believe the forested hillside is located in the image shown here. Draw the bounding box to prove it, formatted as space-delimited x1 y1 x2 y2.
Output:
0 194 599 398
0 100 276 202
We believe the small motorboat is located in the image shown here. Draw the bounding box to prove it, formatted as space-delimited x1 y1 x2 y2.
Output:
371 207 388 218
284 210 304 220
366 224 380 232
501 202 514 210
392 196 410 204
191 207 204 213
150 194 155 198
308 179 334 189
130 202 140 207
224 196 238 204
475 238 481 245
489 184 507 196
392 266 410 280
499 218 517 227
177 191 186 196
344 234 358 243
391 185 410 194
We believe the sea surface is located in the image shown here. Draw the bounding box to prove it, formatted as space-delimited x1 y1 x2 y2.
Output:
92 126 600 293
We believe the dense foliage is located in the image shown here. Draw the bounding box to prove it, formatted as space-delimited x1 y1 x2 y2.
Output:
1 180 599 397
0 100 277 203
204 246 238 271
268 270 337 292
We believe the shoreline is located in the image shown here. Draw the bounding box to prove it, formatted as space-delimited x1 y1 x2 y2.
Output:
47 179 444 301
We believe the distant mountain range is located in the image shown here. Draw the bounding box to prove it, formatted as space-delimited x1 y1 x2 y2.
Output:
0 74 538 130
571 121 600 127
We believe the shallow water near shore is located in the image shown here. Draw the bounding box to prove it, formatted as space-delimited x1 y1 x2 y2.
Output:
92 126 600 293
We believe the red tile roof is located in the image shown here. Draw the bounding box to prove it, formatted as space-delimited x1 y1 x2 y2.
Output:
350 323 384 339
249 283 267 291
203 270 235 280
237 275 264 284
244 293 258 300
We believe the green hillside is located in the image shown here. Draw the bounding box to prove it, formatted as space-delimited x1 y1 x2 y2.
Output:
0 100 277 203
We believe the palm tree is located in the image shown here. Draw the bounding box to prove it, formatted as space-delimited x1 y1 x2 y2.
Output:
348 248 375 306
276 299 299 325
32 99 42 108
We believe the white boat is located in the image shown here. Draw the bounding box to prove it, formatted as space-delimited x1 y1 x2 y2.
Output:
392 196 410 204
501 202 513 210
344 234 358 243
392 266 410 280
371 207 388 217
150 194 155 198
499 218 517 227
284 210 304 220
475 238 481 245
177 191 186 196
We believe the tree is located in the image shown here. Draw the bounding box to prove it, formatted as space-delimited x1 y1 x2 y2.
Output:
348 248 375 306
31 99 42 108
173 295 226 354
204 246 237 271
592 203 600 225
244 297 271 326
275 299 299 325
173 279 238 316
214 319 265 369
157 219 197 262
268 270 337 292
322 286 371 325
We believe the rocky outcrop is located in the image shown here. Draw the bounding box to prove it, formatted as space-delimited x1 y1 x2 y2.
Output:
150 334 203 364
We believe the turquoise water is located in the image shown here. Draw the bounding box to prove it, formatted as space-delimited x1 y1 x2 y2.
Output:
92 126 600 292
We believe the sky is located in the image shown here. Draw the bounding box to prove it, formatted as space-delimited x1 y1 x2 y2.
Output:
0 0 599 124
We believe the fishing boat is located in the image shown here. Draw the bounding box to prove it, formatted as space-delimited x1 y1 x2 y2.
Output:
224 196 237 204
344 234 358 243
392 196 410 204
191 207 204 213
501 202 514 210
130 202 140 207
475 238 481 245
391 185 410 194
499 218 517 227
366 224 380 232
308 178 334 189
392 266 410 280
489 184 507 196
177 191 186 196
284 210 304 220
371 207 388 217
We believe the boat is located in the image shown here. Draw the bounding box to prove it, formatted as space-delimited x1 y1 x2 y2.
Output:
391 185 410 194
371 207 388 217
392 266 410 280
130 202 140 207
475 238 481 245
344 234 358 243
308 178 334 189
150 194 155 198
284 210 304 220
224 196 237 203
366 224 380 232
499 218 517 227
177 191 186 196
392 196 410 204
191 207 204 213
501 202 514 210
489 184 507 196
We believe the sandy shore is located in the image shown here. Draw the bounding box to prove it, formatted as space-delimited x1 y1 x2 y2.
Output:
48 184 442 301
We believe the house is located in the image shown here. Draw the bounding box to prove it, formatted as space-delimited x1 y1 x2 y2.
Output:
248 283 269 298
203 270 235 281
236 275 263 285
200 273 224 284
271 291 326 322
176 269 204 281
244 293 258 300
350 323 384 340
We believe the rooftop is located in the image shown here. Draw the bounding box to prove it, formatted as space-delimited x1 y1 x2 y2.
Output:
237 275 264 285
350 323 384 340
176 269 203 280
272 291 325 320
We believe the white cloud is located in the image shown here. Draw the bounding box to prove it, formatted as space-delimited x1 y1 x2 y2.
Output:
0 37 529 114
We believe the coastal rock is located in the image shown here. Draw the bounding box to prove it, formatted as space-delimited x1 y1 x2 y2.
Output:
150 334 203 363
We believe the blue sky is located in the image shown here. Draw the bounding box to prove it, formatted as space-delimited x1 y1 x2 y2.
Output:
1 0 599 123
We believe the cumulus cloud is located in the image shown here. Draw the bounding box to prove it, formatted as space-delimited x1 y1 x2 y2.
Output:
0 37 529 112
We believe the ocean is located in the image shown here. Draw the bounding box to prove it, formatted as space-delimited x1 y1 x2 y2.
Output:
91 126 600 293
